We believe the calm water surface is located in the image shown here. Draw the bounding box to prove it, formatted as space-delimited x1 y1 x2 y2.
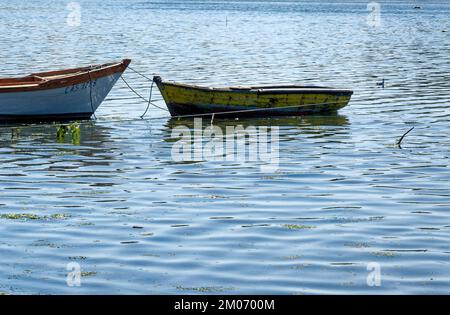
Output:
1 0 450 294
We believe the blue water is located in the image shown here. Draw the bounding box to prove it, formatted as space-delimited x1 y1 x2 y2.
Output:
1 0 450 294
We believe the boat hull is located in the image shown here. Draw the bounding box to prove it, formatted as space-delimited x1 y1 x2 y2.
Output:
0 59 130 122
154 77 353 118
0 72 123 122
165 101 348 118
0 72 121 122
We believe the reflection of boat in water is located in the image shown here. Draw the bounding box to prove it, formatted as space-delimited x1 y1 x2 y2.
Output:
164 114 349 140
154 76 353 117
165 114 349 129
159 114 351 167
1 122 115 165
0 122 124 188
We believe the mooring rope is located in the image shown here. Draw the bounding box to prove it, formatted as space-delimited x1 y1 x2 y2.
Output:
87 69 97 120
120 75 148 102
127 66 154 82
120 75 168 114
140 80 154 119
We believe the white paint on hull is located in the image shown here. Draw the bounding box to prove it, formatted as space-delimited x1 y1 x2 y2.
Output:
0 72 122 117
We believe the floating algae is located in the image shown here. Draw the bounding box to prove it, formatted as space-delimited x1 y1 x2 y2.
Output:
372 251 396 257
0 213 71 221
345 242 370 248
68 256 87 261
283 224 316 230
290 264 309 270
176 286 230 293
81 271 97 277
50 213 72 220
0 213 41 220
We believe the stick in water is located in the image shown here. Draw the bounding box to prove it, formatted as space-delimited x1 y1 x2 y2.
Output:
396 127 415 148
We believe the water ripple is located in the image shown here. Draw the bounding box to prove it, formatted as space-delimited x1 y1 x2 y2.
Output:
1 0 450 294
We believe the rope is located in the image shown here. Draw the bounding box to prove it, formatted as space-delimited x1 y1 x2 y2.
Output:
120 75 168 113
120 75 148 102
87 70 97 120
127 66 154 82
140 80 154 119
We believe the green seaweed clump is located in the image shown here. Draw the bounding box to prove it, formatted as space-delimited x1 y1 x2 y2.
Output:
11 127 21 141
56 122 81 144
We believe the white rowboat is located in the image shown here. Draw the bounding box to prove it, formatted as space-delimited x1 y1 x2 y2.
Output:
0 59 131 122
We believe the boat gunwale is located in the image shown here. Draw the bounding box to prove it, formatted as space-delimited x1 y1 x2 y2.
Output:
0 59 131 93
155 78 353 95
